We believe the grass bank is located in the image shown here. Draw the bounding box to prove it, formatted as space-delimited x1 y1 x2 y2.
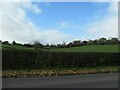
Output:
2 66 118 78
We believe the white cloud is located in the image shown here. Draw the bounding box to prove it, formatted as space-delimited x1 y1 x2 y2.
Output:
86 2 118 40
0 1 74 44
108 2 118 13
38 30 74 44
22 2 42 14
0 2 41 43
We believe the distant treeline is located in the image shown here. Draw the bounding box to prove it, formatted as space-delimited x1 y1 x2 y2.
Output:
1 37 120 49
2 50 119 70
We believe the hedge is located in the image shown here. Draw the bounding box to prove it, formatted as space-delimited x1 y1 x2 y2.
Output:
2 50 119 69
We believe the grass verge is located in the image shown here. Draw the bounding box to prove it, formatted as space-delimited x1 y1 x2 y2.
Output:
2 66 118 78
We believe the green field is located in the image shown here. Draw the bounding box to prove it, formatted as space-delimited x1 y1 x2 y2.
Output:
1 44 34 51
1 44 119 52
46 45 119 52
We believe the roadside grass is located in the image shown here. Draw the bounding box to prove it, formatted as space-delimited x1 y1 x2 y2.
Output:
2 66 118 78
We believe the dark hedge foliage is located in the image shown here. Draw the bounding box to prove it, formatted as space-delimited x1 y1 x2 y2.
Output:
2 50 119 70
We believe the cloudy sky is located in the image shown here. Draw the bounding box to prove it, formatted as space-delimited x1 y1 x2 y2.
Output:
0 1 118 44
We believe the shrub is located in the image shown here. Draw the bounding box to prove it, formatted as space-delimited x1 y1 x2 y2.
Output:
2 50 119 70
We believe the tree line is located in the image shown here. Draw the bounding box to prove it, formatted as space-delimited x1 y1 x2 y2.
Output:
1 37 120 49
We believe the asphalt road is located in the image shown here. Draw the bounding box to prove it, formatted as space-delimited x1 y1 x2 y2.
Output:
2 73 118 88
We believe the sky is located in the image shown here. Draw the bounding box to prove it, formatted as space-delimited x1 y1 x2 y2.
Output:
0 1 118 44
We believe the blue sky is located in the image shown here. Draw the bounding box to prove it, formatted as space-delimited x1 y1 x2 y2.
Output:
27 2 109 31
1 2 118 44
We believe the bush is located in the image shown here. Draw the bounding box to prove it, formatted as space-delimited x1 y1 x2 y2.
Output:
2 50 119 70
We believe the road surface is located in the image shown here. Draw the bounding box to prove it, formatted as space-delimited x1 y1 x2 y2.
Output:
2 73 118 88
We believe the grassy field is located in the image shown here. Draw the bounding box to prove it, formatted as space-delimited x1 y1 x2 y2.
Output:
1 44 119 52
45 45 119 52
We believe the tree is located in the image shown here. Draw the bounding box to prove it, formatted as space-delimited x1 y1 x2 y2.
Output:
93 39 99 45
73 40 81 46
12 41 17 45
45 44 50 47
50 44 57 48
110 38 119 44
44 44 50 49
82 41 88 45
33 41 43 50
67 42 73 47
23 44 33 47
57 44 62 48
2 41 9 45
63 41 66 46
87 40 94 45
98 38 107 45
106 39 111 45
62 41 67 48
